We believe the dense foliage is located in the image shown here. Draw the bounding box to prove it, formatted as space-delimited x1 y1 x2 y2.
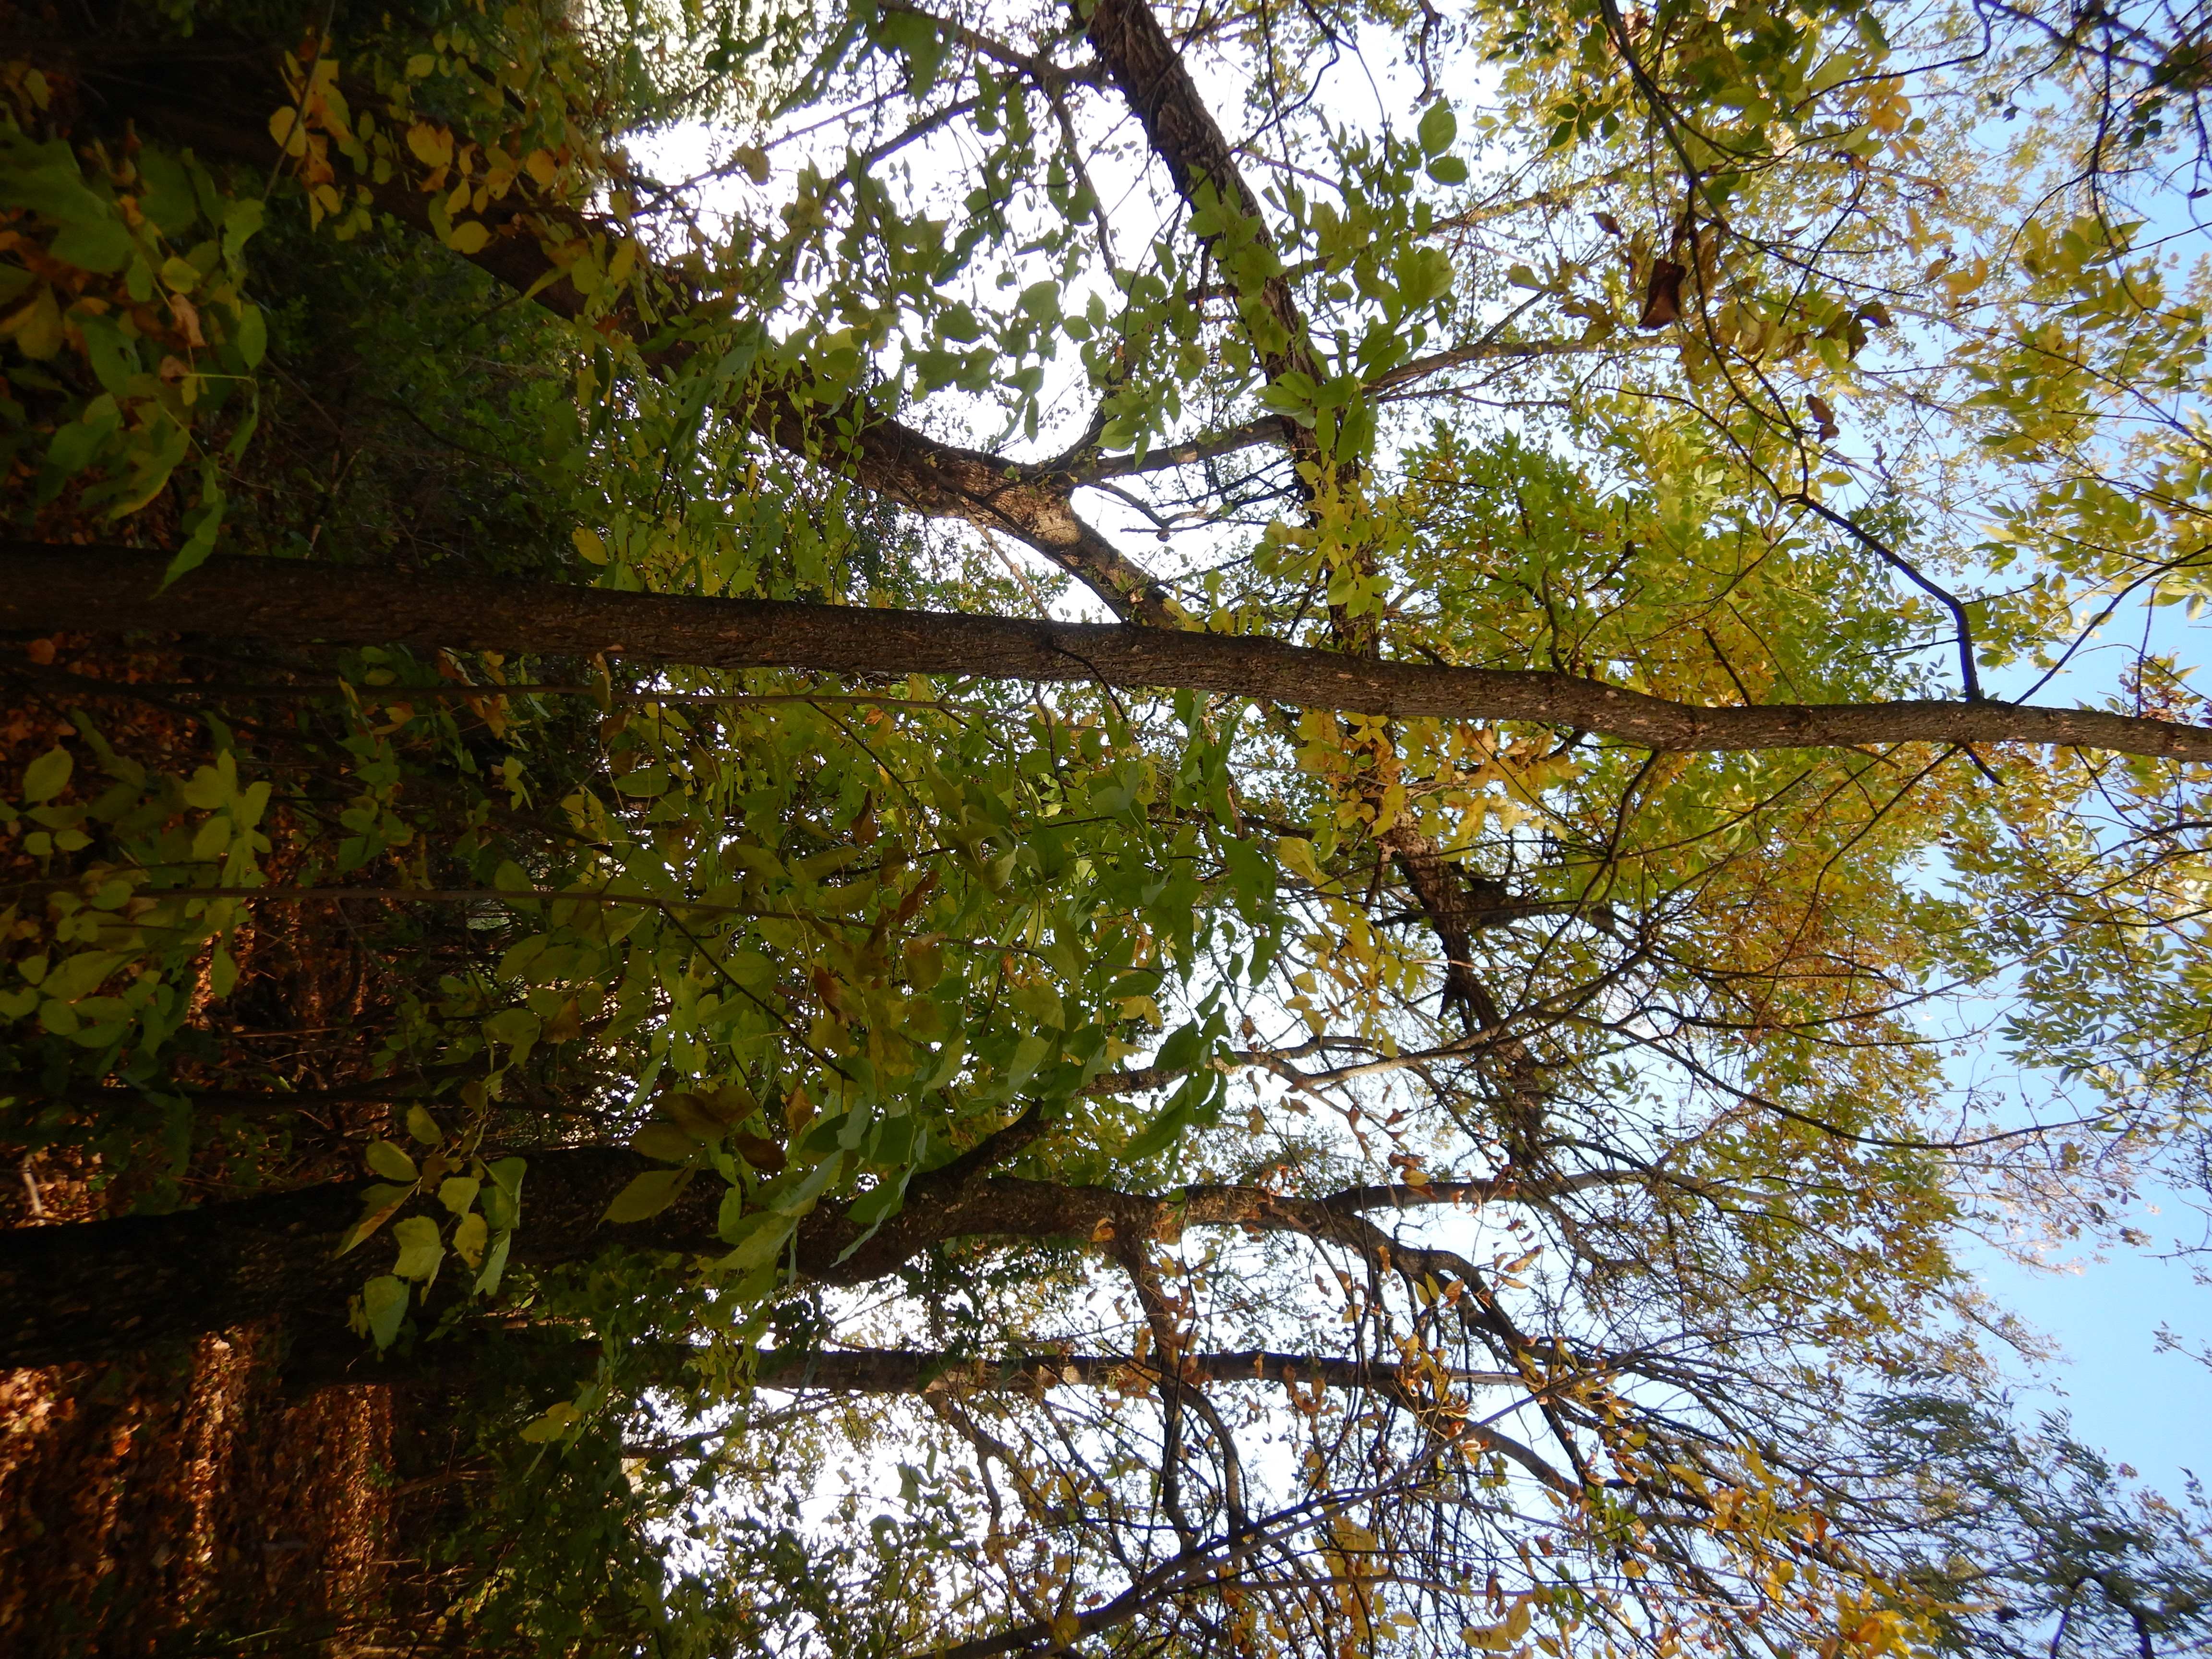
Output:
9 0 2212 1653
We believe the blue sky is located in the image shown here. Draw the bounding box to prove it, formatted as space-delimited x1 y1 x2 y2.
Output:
1970 1198 2211 1494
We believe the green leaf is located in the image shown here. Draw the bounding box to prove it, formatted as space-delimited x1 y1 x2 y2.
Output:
365 1140 418 1182
452 1209 489 1268
406 1104 444 1144
336 1196 407 1256
437 1175 481 1215
163 490 226 588
631 1120 700 1162
1018 280 1060 323
391 1214 444 1282
717 1184 750 1241
22 746 72 803
517 1400 578 1443
44 396 120 477
0 138 108 223
474 1228 512 1296
232 303 267 369
1124 1094 1198 1161
1156 1019 1206 1073
220 196 264 263
78 314 139 396
482 1008 541 1048
361 1275 408 1348
1418 102 1457 156
718 1207 795 1272
603 1166 693 1223
133 147 199 235
482 1157 525 1231
41 950 122 1001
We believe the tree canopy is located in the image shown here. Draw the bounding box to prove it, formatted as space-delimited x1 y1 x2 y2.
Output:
7 0 2212 1653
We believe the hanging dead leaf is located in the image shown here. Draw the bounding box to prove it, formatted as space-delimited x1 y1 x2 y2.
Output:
1638 259 1685 328
732 1130 786 1174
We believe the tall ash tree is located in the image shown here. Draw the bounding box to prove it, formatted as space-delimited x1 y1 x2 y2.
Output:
7 0 2212 1653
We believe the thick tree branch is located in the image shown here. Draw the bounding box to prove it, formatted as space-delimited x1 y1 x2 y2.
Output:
0 1140 1549 1368
10 545 2208 758
1082 0 1321 448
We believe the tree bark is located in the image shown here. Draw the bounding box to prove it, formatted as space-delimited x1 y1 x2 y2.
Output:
1083 0 1320 421
9 543 2211 759
0 1148 704 1369
0 1126 1507 1369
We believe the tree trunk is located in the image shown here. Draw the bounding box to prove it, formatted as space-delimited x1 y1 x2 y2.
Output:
0 1124 1502 1369
0 1148 705 1368
9 543 2210 759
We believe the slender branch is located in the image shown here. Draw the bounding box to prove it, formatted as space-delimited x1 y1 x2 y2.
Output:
1784 493 1987 702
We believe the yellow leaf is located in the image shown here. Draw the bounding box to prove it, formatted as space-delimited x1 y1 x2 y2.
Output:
452 1209 488 1268
1460 1596 1533 1649
407 123 454 168
603 1166 693 1223
268 106 309 156
525 148 559 186
0 285 63 359
517 1400 577 1442
447 220 490 255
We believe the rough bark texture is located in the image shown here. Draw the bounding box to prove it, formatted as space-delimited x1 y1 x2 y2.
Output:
0 1339 398 1658
1083 0 1321 398
10 543 2211 759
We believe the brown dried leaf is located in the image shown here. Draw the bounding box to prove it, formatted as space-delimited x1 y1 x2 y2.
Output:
1638 259 1684 329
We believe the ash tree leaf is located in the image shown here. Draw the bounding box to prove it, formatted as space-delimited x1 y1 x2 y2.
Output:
361 1275 408 1349
365 1139 418 1182
391 1214 445 1283
630 1120 700 1163
22 747 72 803
603 1166 694 1222
452 1210 489 1268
